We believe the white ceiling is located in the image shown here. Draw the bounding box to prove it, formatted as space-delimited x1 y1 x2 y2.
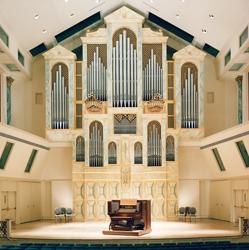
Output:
0 0 248 52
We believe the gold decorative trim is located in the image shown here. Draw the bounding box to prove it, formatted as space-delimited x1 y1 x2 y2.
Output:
85 93 103 112
147 93 165 112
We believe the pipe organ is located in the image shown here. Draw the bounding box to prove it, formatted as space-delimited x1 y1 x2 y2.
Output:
181 63 199 128
87 46 107 101
143 48 163 101
43 6 206 222
51 63 69 129
112 29 137 107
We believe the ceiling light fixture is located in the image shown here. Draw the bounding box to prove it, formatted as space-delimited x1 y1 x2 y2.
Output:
34 14 39 20
42 29 47 34
64 0 69 2
202 29 207 34
209 14 215 19
149 0 154 3
96 0 101 3
181 0 185 2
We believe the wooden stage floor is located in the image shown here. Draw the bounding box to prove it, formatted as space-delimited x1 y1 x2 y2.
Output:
10 219 240 240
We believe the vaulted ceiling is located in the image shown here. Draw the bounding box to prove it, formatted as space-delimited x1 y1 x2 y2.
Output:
0 0 248 52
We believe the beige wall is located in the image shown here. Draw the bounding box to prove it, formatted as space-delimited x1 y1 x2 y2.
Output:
11 74 33 133
41 147 72 180
179 146 211 180
51 180 73 214
31 55 45 137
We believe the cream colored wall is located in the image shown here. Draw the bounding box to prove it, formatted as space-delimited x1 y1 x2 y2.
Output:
0 124 49 180
51 180 73 215
41 147 72 180
179 146 211 179
11 74 33 133
31 55 45 137
201 123 249 179
178 146 211 218
209 180 232 221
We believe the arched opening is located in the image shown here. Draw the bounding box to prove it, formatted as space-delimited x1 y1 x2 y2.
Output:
166 135 175 161
89 121 103 167
76 136 85 162
134 142 143 164
108 142 117 164
147 121 161 166
181 62 198 128
51 63 69 129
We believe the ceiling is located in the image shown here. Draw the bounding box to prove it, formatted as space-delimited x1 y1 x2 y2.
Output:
0 0 248 52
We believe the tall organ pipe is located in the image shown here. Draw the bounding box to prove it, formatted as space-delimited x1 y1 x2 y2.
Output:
51 65 68 129
112 30 137 107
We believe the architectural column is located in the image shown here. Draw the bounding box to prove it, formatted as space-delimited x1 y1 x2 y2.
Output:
236 76 243 124
6 76 14 125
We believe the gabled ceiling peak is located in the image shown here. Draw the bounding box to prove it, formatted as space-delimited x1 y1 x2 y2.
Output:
104 6 144 24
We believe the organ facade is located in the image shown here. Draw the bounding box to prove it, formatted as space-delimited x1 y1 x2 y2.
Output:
43 6 206 221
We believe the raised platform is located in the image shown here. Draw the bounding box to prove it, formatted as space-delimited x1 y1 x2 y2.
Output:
10 219 240 240
102 229 152 236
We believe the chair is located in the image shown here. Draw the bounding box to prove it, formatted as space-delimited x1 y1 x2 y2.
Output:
189 207 197 222
54 207 66 222
65 208 75 222
178 207 185 221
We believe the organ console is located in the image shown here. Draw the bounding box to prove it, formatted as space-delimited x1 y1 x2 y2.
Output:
103 199 151 236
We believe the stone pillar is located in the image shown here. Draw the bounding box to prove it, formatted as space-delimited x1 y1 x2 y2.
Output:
236 75 243 124
6 76 14 125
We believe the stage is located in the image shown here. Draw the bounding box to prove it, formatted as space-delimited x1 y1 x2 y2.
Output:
10 219 240 240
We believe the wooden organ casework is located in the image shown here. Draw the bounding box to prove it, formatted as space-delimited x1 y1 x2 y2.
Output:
43 6 206 222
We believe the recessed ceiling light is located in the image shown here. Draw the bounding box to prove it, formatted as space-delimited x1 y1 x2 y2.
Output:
70 13 75 17
34 14 39 20
181 0 185 2
149 0 154 3
96 0 101 3
176 14 180 19
42 29 47 34
202 29 207 34
209 14 215 19
65 0 69 2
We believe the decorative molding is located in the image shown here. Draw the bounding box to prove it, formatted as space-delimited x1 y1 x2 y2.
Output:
146 93 165 112
173 44 206 61
0 132 50 150
104 6 144 24
85 94 104 113
142 28 168 44
81 28 107 44
43 45 76 60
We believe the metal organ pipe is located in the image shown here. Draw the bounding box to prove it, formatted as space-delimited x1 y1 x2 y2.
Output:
51 65 68 129
148 123 161 166
90 123 103 167
112 30 137 107
181 67 199 128
143 49 163 101
87 46 107 101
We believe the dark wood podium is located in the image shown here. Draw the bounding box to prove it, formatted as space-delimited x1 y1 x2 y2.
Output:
103 199 151 236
